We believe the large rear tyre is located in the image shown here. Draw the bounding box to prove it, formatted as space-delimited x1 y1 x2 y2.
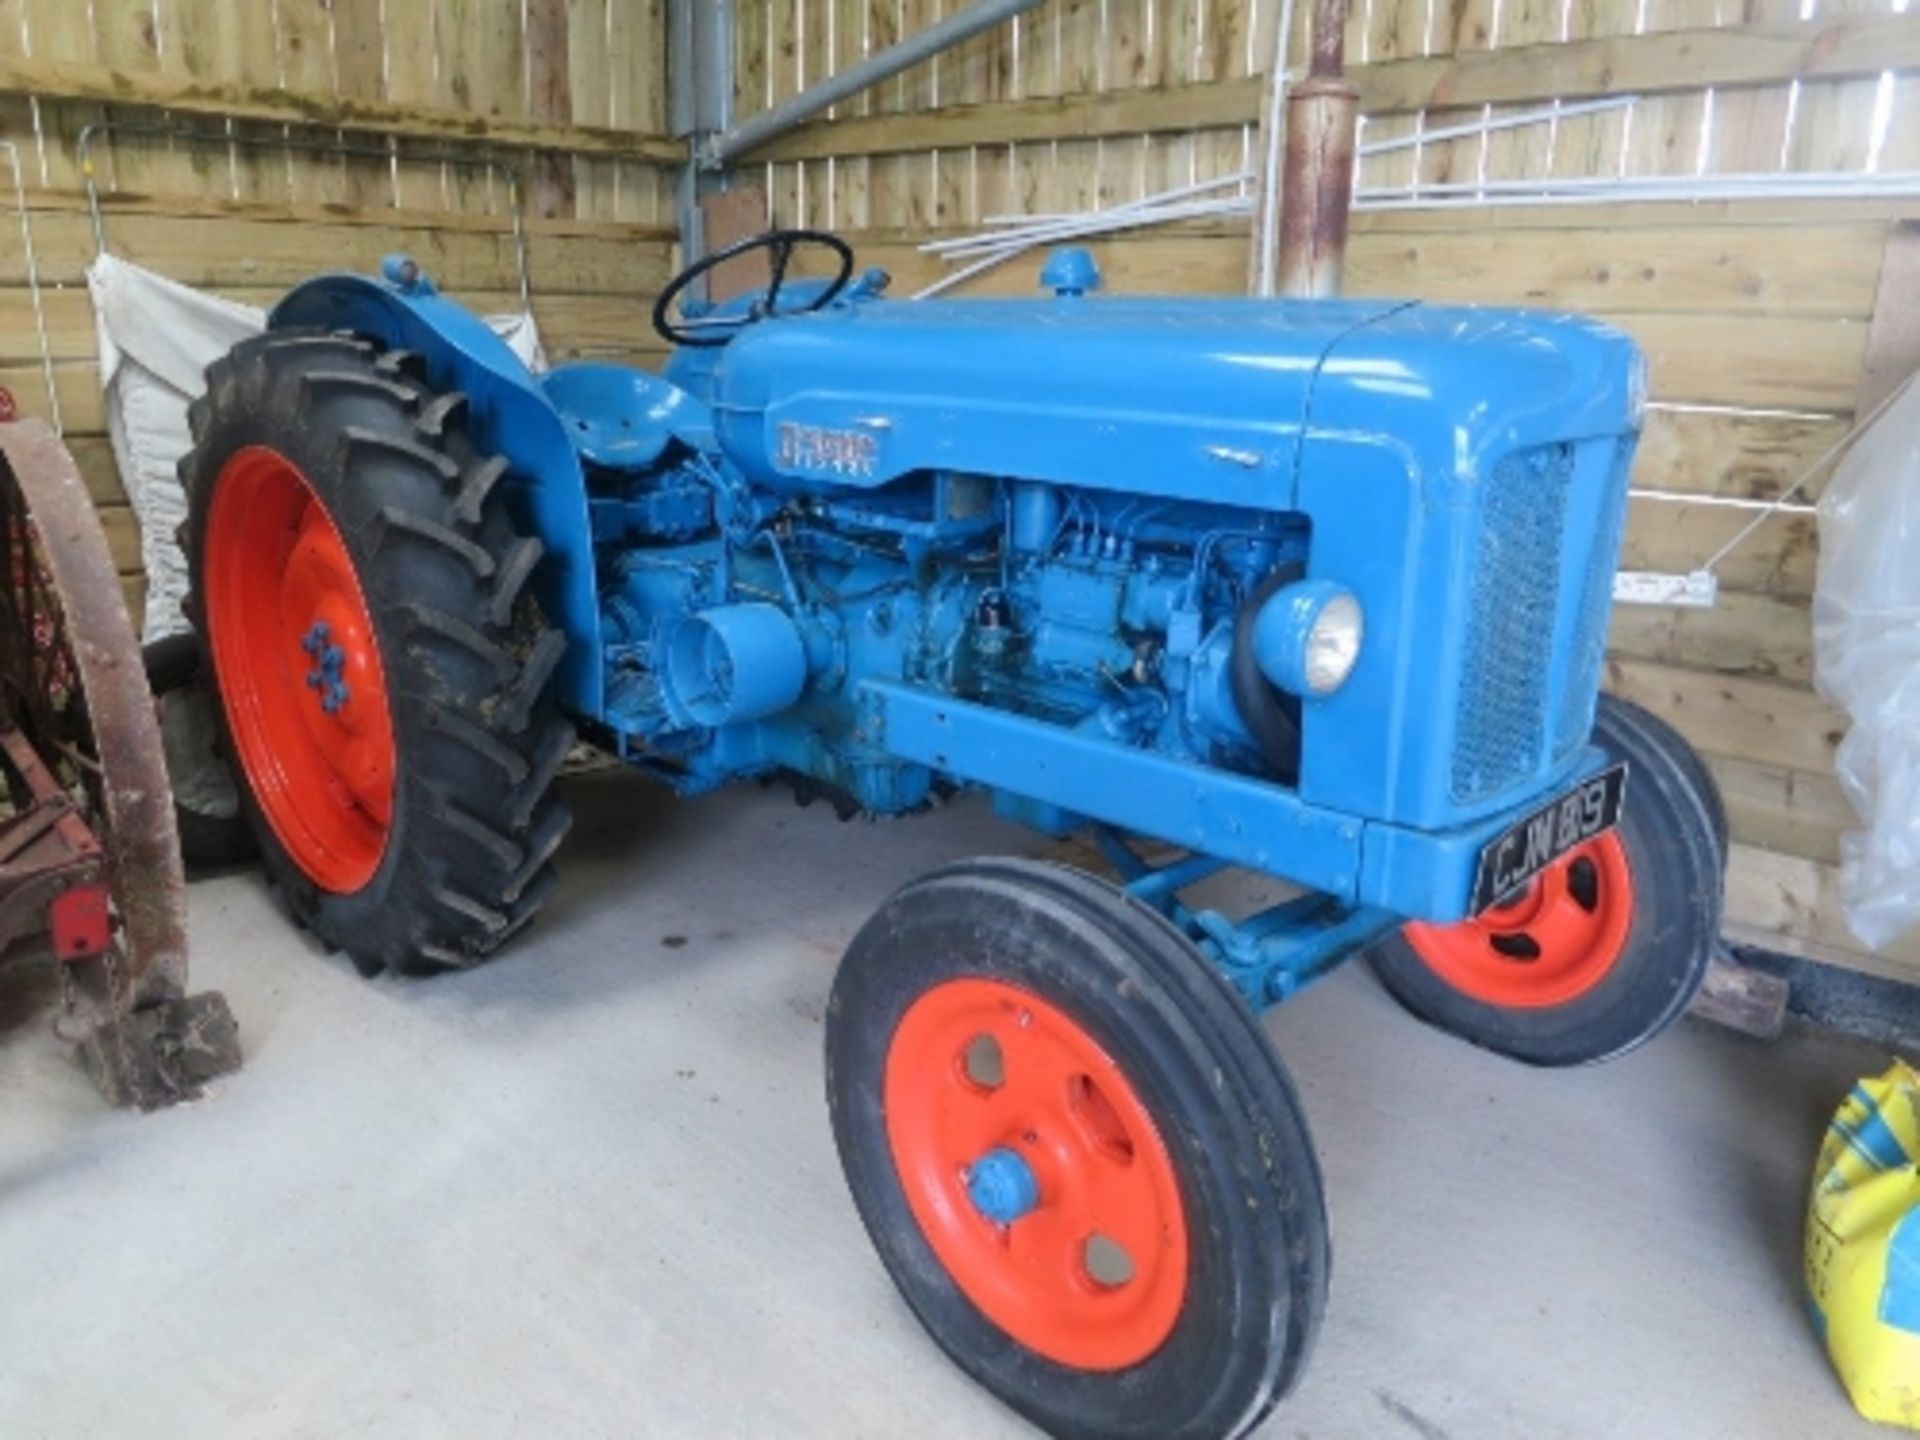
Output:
1366 698 1721 1066
178 331 574 975
826 858 1328 1440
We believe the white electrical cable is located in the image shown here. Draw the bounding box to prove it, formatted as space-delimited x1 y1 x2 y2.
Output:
1357 95 1639 156
1357 168 1920 210
923 96 1642 298
927 197 1253 261
1253 0 1299 297
1371 167 1920 194
977 173 1254 227
0 141 59 435
1696 372 1920 576
920 173 1254 255
912 195 1255 298
1628 489 1819 515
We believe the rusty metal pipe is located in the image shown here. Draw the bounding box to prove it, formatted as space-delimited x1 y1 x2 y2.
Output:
1309 0 1347 77
1276 0 1359 299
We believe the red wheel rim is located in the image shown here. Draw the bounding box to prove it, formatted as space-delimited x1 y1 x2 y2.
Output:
883 977 1189 1371
1403 833 1634 1009
204 446 395 893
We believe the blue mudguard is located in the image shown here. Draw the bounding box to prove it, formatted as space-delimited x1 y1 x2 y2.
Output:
268 266 608 720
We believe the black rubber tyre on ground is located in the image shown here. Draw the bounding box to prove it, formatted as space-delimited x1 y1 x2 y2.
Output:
178 330 574 975
1365 698 1722 1067
827 857 1328 1440
1596 692 1728 871
143 632 260 871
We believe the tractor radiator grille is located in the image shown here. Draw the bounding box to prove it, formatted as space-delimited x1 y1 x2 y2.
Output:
1554 436 1635 758
1451 444 1574 803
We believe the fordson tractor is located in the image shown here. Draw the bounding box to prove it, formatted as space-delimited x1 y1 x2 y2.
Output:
178 231 1723 1440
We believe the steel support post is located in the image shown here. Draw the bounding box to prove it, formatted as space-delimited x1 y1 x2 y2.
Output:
701 0 1043 169
669 0 736 279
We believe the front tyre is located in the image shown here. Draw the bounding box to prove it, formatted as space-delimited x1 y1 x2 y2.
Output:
1366 697 1722 1066
179 331 574 975
826 858 1328 1440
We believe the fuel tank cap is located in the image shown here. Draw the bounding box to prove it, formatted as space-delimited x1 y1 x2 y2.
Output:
1039 247 1102 297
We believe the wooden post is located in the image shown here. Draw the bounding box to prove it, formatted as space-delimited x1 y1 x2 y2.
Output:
525 0 579 219
1855 221 1920 416
1275 0 1359 299
335 0 394 211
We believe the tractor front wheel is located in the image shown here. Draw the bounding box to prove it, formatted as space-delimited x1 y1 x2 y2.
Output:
1365 694 1721 1066
827 858 1328 1440
179 331 574 974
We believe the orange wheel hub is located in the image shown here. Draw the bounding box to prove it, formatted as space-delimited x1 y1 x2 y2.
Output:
204 446 395 893
883 977 1189 1371
1404 833 1633 1009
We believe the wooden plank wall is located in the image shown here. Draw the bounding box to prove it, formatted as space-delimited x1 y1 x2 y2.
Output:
0 0 675 630
729 1 1920 979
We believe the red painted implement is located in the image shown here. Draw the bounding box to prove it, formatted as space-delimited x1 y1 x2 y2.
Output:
0 416 240 1107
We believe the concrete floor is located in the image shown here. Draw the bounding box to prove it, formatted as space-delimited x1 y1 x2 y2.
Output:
0 771 1903 1440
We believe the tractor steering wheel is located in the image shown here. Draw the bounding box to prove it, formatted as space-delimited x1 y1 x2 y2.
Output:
652 229 856 348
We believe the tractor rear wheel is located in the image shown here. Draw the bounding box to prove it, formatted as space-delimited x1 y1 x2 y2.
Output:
178 331 574 975
1365 697 1721 1066
827 858 1329 1440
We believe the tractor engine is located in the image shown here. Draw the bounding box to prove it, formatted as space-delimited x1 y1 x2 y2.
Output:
587 452 1297 814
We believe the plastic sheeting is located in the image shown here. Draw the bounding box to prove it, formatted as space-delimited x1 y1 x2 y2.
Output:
1812 375 1920 952
87 253 544 644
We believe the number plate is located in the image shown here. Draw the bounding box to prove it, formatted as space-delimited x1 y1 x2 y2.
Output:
1469 763 1629 915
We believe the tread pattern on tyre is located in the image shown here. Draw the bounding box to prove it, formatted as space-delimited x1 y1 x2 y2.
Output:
178 328 574 975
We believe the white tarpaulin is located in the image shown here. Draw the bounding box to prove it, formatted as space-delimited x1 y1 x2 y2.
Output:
1812 374 1920 952
87 253 544 643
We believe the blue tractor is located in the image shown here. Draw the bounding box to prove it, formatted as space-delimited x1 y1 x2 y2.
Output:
178 230 1723 1439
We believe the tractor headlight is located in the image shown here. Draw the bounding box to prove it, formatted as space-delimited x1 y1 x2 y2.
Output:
1252 580 1365 697
1303 591 1364 693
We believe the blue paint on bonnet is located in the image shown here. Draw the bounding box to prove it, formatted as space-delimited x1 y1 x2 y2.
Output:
708 294 1405 503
